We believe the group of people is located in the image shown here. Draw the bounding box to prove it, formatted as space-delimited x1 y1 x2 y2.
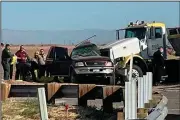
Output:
1 43 47 81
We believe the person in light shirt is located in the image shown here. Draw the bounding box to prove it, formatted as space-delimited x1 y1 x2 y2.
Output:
39 49 46 77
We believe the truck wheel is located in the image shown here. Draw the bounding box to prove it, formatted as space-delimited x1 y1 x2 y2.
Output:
126 65 143 81
70 71 79 83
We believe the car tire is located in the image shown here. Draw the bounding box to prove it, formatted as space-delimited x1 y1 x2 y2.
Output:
126 65 143 81
101 76 114 85
70 70 79 83
109 76 115 85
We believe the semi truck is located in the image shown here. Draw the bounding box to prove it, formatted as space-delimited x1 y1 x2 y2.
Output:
100 20 177 82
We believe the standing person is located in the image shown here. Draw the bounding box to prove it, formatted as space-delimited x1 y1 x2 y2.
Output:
152 47 165 86
39 49 46 77
15 45 30 80
1 44 12 80
1 43 4 49
31 51 40 81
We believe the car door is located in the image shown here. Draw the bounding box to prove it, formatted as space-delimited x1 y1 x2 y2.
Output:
52 47 72 76
147 27 165 57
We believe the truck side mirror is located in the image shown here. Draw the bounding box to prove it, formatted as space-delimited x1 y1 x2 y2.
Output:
150 26 155 39
146 29 151 39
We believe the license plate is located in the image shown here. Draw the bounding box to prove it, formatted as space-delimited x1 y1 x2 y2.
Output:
93 69 99 72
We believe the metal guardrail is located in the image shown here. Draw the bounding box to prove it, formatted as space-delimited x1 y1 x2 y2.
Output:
124 53 168 120
146 95 168 120
125 95 168 120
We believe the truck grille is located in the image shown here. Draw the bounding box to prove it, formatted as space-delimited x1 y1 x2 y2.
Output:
85 61 106 66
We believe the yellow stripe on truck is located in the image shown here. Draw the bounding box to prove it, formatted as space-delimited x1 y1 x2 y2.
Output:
120 54 143 68
147 22 165 27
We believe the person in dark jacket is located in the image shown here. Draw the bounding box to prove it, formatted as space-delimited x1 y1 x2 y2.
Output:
152 47 165 86
15 45 30 80
1 44 13 80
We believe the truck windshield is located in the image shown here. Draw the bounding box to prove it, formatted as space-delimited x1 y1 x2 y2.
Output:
71 44 101 58
125 28 146 40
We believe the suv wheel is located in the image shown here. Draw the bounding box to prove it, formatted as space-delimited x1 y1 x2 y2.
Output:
70 71 78 83
109 76 115 85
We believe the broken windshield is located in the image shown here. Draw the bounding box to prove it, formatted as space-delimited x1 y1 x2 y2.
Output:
125 28 146 40
71 44 101 58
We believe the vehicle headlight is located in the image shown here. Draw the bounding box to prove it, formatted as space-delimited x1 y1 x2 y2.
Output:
105 61 113 66
75 62 84 67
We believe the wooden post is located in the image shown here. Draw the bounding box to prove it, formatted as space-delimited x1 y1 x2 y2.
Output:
103 86 121 113
117 112 124 120
1 82 11 101
137 108 148 119
46 83 61 104
78 84 96 106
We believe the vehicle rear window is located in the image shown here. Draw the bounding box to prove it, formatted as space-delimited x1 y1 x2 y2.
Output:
54 47 69 60
47 47 54 58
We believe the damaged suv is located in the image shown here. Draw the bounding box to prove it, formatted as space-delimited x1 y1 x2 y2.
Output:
46 42 115 84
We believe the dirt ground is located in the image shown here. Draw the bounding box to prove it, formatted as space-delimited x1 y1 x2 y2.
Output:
2 98 115 120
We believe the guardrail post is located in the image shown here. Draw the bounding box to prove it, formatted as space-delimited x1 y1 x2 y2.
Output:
143 75 147 104
126 53 136 119
147 72 153 100
126 82 132 119
138 77 144 108
38 87 49 120
145 73 149 103
132 79 137 119
125 81 129 119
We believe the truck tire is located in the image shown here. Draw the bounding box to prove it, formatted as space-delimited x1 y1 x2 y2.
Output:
126 65 143 81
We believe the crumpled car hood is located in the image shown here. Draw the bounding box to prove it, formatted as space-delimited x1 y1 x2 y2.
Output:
72 56 111 62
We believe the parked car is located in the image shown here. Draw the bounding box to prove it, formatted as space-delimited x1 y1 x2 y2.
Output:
46 43 115 84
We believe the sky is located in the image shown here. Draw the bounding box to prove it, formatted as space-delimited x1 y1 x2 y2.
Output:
2 2 180 31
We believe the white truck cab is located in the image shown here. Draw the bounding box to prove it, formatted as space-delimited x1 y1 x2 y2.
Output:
100 20 171 83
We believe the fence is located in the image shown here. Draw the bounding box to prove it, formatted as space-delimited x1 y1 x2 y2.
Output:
124 54 168 120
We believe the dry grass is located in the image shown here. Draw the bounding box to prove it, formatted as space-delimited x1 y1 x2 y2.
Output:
2 98 115 120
